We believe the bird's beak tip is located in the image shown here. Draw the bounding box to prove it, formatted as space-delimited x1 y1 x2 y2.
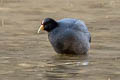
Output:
37 25 44 34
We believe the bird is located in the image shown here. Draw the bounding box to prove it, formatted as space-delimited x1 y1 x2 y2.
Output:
38 18 91 55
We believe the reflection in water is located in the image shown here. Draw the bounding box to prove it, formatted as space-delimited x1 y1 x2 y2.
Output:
1 18 4 27
44 55 88 80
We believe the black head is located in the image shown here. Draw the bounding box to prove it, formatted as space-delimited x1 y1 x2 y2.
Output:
41 18 58 32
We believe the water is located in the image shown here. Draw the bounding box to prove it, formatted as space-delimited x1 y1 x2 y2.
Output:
0 0 120 80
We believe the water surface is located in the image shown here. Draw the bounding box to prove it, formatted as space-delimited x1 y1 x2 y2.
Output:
0 0 120 80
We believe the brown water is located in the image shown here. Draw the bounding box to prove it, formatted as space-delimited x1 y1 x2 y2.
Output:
0 0 120 80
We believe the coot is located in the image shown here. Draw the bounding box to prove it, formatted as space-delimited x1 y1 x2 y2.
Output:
38 18 91 55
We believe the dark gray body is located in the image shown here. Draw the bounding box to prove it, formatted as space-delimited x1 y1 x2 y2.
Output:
48 18 91 54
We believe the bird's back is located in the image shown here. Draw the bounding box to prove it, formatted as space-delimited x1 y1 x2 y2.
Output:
58 18 89 32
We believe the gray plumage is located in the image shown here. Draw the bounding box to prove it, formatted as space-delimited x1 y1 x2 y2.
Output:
48 18 91 54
